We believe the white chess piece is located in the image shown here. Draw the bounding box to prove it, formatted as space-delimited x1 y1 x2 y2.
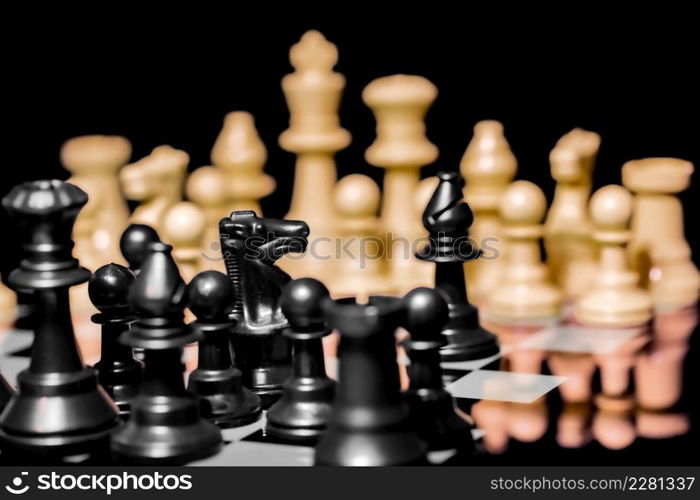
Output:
186 166 228 273
162 201 206 283
575 185 652 327
486 181 562 321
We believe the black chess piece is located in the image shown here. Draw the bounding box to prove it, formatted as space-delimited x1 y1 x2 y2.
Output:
315 296 427 466
219 210 309 408
402 287 475 452
416 171 499 362
0 180 120 460
119 224 161 275
88 264 144 418
187 270 262 428
111 242 222 464
266 278 336 442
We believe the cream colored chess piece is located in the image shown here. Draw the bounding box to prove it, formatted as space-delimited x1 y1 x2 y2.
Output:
575 185 652 327
545 129 601 300
460 120 518 302
211 111 275 215
119 145 189 237
363 75 438 294
279 30 351 280
186 166 228 273
0 275 16 327
162 201 206 283
329 174 394 301
622 158 699 310
486 181 562 321
61 135 132 270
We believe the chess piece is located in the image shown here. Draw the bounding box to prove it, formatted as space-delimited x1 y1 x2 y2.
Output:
486 181 562 321
119 145 189 236
279 30 351 279
162 201 206 282
416 171 499 361
575 185 652 327
364 74 438 294
316 296 427 466
401 287 474 451
187 271 262 428
460 120 517 302
186 166 228 272
266 278 335 442
0 274 16 327
211 111 275 215
220 211 310 407
330 174 394 300
111 243 222 464
545 129 601 300
89 264 143 418
120 224 162 275
61 135 132 270
622 158 699 309
0 180 119 460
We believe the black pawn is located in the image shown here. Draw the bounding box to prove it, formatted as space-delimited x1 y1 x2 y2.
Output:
416 171 499 362
402 288 475 452
120 224 161 275
111 243 222 464
0 180 119 460
89 264 144 418
315 296 426 466
187 271 261 428
267 278 336 442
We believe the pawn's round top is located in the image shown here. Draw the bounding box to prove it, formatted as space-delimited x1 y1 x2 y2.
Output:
500 180 547 225
186 166 227 208
186 271 236 322
88 263 135 315
333 174 380 218
589 185 633 230
281 278 330 330
163 202 205 246
120 224 161 270
60 135 132 174
403 288 449 342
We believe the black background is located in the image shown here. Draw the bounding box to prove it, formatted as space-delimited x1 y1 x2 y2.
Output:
0 11 698 464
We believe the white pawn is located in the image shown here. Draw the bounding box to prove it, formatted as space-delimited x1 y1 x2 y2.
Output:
575 185 652 327
329 174 394 302
162 201 206 283
486 181 562 321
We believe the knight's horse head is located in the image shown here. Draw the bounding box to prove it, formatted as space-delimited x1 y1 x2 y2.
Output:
219 210 309 265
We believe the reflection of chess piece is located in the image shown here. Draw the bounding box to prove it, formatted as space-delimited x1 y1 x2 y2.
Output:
557 403 593 449
0 274 16 327
61 135 132 270
545 129 600 300
547 353 596 404
592 400 636 450
119 145 189 237
364 75 438 294
460 120 517 302
471 400 509 454
636 410 689 439
593 328 648 408
162 202 206 283
635 308 697 411
507 400 548 444
186 166 227 273
486 181 562 321
329 174 394 301
211 111 275 215
623 158 699 309
575 185 652 327
279 30 351 280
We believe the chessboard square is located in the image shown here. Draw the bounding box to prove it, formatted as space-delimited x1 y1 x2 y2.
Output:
517 325 642 354
190 440 314 467
446 370 566 403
